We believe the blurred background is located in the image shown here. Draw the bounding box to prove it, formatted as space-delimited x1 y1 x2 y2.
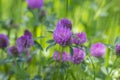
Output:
0 0 120 80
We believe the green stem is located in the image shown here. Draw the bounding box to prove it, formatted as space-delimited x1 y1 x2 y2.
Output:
7 28 11 38
38 50 42 75
33 26 37 37
0 0 2 19
66 0 68 17
106 57 118 80
89 57 95 80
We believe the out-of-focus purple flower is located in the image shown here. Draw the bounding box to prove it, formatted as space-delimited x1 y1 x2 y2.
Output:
24 29 32 38
116 44 120 55
8 46 19 57
67 54 72 61
90 42 106 57
53 51 71 62
16 30 34 53
62 52 69 62
57 18 72 30
71 32 87 45
53 51 60 61
0 34 9 49
27 0 44 9
53 26 72 46
71 48 86 64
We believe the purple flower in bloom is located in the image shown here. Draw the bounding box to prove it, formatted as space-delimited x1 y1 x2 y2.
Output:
8 46 19 57
71 32 87 45
53 51 60 61
53 51 71 62
116 44 120 54
53 26 72 46
90 42 106 57
71 48 86 64
27 0 44 9
0 34 9 49
24 29 32 38
62 52 70 62
57 18 72 30
16 30 34 53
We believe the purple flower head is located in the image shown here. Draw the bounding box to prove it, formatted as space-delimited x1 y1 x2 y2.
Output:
62 52 70 62
90 42 106 57
24 29 32 38
0 34 9 49
71 32 87 45
71 48 86 64
27 0 44 9
8 46 19 57
16 30 34 53
53 51 71 62
53 26 72 46
116 44 120 55
57 18 72 30
53 51 60 61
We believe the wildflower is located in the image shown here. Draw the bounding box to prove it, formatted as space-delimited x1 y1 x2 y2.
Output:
62 52 70 62
71 32 87 45
90 42 106 57
53 26 72 46
53 51 71 62
16 30 34 52
8 46 19 57
0 34 9 49
53 51 60 61
24 29 32 38
56 18 72 30
71 48 86 64
27 0 44 9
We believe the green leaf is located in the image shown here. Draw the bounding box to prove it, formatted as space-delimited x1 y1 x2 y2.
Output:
0 57 13 65
30 50 39 57
47 58 54 64
46 39 54 44
114 36 120 45
84 46 90 55
34 41 43 51
81 61 87 71
46 42 56 51
104 44 115 50
32 75 42 80
69 46 74 56
34 36 45 40
68 69 76 80
47 30 53 33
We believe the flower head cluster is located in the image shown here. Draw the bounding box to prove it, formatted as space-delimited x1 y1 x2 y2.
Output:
8 46 19 57
71 32 87 45
53 18 73 46
53 26 72 46
27 0 44 9
71 48 86 64
53 18 87 46
56 18 72 30
16 30 34 53
53 51 71 62
90 42 106 57
0 34 9 49
53 51 60 61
